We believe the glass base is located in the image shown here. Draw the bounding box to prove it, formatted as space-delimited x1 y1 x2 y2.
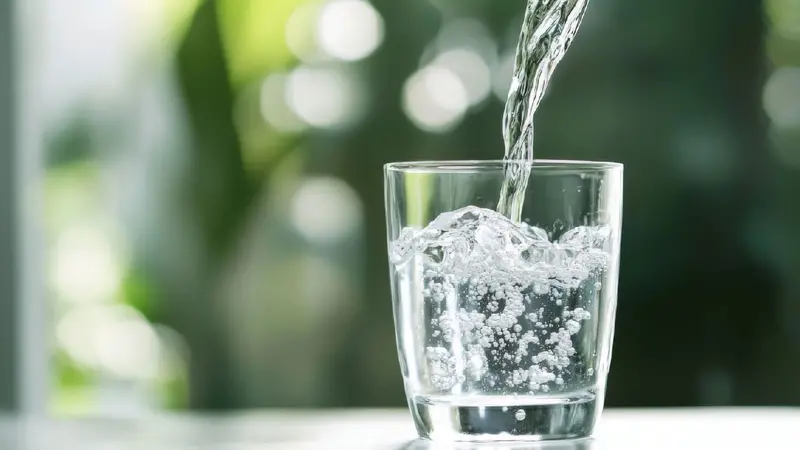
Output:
410 392 599 442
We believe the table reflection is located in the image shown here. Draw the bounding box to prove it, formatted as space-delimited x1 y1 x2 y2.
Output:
401 438 594 450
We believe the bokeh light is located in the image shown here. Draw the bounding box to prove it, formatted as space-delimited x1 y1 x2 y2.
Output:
317 0 384 61
57 304 161 380
92 308 161 380
432 48 492 107
290 177 363 244
51 225 124 304
493 51 516 102
436 18 497 65
260 73 308 132
286 66 359 128
767 0 800 40
763 67 800 129
769 126 800 169
285 2 320 63
402 66 469 132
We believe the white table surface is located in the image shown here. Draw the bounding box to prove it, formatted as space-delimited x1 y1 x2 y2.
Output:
1 408 799 449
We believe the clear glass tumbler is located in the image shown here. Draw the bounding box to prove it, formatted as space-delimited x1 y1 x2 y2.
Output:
385 160 623 442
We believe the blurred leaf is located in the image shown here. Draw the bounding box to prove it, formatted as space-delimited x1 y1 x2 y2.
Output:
767 0 800 40
169 0 301 409
767 33 800 67
176 0 254 258
52 351 93 416
160 369 190 410
165 0 203 46
52 388 92 417
43 162 101 235
217 0 305 87
233 81 307 180
54 351 92 390
176 0 303 258
404 172 433 227
121 269 160 322
45 116 94 167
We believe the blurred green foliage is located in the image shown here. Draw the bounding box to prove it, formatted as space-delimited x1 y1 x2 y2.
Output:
44 0 800 412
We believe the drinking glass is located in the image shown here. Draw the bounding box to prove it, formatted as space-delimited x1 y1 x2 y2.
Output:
384 160 623 442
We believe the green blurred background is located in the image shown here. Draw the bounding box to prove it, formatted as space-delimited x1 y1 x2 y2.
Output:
33 0 800 414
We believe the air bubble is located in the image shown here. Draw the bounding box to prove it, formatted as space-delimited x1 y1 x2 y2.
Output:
565 320 581 335
533 283 549 295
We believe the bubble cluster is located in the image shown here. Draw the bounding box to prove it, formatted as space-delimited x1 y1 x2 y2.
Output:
391 207 610 396
426 346 461 390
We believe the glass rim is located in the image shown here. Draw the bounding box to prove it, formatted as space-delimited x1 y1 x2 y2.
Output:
384 159 623 174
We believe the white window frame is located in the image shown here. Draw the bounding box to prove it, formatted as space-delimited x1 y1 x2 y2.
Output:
0 0 47 413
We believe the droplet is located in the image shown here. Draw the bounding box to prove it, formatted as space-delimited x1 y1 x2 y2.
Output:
515 409 526 421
